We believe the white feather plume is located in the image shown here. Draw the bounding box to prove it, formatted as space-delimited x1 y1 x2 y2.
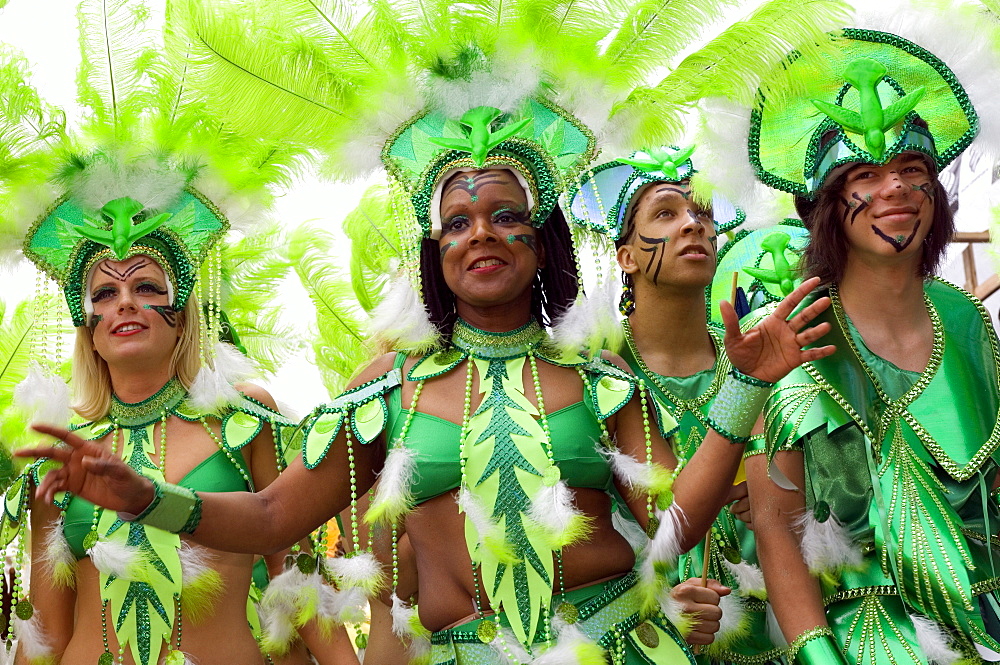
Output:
257 599 297 655
911 614 963 665
658 588 692 637
67 156 188 214
533 613 606 664
722 558 767 599
14 363 70 426
550 270 623 355
611 509 649 554
186 342 256 413
426 49 542 119
318 585 367 625
366 445 417 526
794 509 861 575
88 539 146 581
13 615 53 663
601 446 666 495
526 479 587 546
367 275 439 353
716 593 749 645
488 627 531 664
389 593 421 639
325 552 385 594
192 171 270 234
40 517 76 588
258 565 322 651
178 541 214 585
857 4 1000 165
647 502 688 566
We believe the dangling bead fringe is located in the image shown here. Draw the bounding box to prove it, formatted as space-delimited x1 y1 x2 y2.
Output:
794 509 861 576
14 363 70 427
722 558 767 600
89 539 149 582
365 446 417 527
550 271 623 355
179 543 224 624
600 446 674 498
390 593 431 664
40 517 76 588
526 480 592 549
187 342 255 413
532 615 607 664
13 615 54 665
910 614 963 665
705 593 750 654
325 552 385 595
456 488 517 564
367 276 439 353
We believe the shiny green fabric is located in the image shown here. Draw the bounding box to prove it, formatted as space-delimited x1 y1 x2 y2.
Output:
621 329 784 665
766 279 1000 662
428 573 694 665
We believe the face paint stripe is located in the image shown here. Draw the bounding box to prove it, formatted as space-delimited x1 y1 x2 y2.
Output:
143 304 178 327
440 240 457 259
89 314 103 330
655 186 690 199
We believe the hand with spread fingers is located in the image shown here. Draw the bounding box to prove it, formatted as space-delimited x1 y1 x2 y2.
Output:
721 276 835 384
19 423 154 513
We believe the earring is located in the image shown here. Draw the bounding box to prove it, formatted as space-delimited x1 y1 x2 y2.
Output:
619 273 635 316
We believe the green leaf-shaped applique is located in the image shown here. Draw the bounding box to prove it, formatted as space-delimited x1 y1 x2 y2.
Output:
653 399 680 440
620 145 696 179
222 411 263 451
0 513 20 547
352 397 387 445
303 411 344 469
408 348 466 380
4 476 26 522
592 375 634 419
535 345 588 367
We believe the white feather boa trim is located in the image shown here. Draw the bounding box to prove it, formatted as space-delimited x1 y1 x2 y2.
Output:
367 275 439 353
390 593 431 661
722 558 767 599
910 614 963 665
39 517 76 588
14 363 70 427
549 270 622 355
325 552 385 595
88 539 148 581
13 615 54 664
187 342 256 413
794 509 861 575
365 446 417 526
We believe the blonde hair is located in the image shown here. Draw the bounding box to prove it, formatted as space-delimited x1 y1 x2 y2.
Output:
72 294 203 421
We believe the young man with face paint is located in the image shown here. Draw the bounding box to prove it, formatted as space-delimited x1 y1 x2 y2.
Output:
570 146 784 664
729 18 1000 665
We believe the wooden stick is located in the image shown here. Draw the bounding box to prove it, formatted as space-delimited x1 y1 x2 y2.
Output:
730 270 739 305
692 531 713 655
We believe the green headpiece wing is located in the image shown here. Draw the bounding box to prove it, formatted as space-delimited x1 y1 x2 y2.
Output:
382 98 596 236
750 28 977 197
24 188 229 327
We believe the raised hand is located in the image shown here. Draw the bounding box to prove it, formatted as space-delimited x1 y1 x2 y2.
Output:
17 423 154 512
720 276 835 384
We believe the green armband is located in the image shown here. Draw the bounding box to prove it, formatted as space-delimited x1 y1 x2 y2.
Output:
122 480 203 534
788 627 847 665
705 368 773 444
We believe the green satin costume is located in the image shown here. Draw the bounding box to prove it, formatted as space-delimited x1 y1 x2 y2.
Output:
764 278 1000 663
620 321 785 665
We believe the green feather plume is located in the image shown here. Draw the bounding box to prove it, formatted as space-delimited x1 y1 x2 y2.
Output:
341 185 401 313
76 0 160 137
215 222 299 375
288 225 373 396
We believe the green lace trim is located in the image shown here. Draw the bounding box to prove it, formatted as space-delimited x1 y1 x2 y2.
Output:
452 318 545 360
109 378 187 428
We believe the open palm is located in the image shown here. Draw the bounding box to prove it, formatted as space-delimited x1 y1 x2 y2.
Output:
721 276 835 384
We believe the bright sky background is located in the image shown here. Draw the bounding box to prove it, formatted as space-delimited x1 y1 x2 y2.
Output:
0 0 377 416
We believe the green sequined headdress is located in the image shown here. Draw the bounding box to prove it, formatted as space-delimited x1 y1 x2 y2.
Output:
384 98 596 237
568 146 745 242
24 163 229 326
750 26 983 197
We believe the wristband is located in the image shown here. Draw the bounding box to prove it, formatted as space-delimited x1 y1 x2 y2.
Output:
119 480 202 534
788 627 847 665
705 369 773 444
